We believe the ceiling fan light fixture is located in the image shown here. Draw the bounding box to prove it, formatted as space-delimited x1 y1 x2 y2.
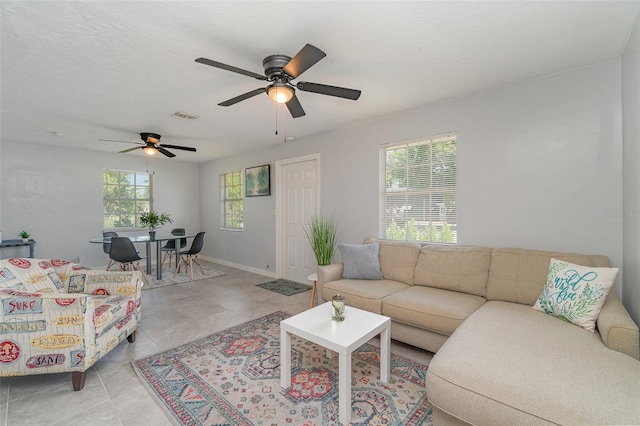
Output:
267 83 294 104
142 146 158 155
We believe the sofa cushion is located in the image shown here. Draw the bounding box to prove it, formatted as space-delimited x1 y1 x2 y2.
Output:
413 245 492 297
376 240 421 285
533 258 617 332
486 248 610 305
426 301 640 425
0 258 63 293
322 279 409 314
338 243 383 280
383 286 485 335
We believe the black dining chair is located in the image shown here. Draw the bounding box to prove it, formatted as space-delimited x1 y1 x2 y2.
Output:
103 231 119 270
174 232 205 280
109 237 149 285
161 228 187 268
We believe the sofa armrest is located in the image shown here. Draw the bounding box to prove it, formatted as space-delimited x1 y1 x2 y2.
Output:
74 269 144 297
597 291 639 360
317 263 343 303
51 262 143 297
0 290 98 375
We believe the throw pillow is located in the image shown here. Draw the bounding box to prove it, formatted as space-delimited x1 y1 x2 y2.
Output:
339 243 383 280
532 258 617 332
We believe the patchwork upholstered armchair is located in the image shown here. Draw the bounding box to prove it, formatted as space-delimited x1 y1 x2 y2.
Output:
0 258 142 390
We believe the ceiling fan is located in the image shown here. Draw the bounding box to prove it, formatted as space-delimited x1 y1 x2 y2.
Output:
195 43 361 118
99 132 197 158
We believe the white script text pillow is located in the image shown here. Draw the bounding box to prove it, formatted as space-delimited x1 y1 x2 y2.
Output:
533 258 617 332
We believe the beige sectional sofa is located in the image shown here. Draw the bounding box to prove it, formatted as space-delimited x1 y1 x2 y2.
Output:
316 239 640 425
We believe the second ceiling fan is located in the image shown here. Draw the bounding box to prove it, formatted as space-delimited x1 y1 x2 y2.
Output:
99 133 196 158
195 44 361 118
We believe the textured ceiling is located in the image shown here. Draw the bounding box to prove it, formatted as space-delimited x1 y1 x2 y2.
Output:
2 1 639 163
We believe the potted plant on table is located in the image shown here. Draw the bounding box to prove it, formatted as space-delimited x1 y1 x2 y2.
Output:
139 211 173 240
20 230 30 242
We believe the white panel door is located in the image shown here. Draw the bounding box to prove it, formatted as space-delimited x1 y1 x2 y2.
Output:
281 157 318 283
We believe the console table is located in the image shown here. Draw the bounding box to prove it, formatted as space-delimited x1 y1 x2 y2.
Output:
0 239 37 258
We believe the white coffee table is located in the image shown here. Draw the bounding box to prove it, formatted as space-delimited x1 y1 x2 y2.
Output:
280 302 391 424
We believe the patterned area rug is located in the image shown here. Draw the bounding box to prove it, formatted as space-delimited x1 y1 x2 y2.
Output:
132 311 432 425
256 278 312 296
144 264 226 290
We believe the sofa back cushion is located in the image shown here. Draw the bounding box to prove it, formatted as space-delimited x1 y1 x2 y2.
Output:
413 245 492 297
364 238 421 285
487 248 610 305
0 258 62 293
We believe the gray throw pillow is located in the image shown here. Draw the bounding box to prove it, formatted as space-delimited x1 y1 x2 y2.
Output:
339 243 383 280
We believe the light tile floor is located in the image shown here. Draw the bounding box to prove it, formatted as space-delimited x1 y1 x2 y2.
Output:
0 263 433 426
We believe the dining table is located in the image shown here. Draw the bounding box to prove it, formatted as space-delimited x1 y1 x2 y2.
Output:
90 233 197 280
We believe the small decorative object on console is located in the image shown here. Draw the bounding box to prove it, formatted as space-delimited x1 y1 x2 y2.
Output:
20 230 30 242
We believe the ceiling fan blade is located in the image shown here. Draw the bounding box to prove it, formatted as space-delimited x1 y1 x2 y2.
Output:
219 87 267 106
195 57 267 81
161 144 197 152
296 81 361 100
283 44 326 79
286 95 306 118
157 146 176 158
99 138 142 145
118 146 141 154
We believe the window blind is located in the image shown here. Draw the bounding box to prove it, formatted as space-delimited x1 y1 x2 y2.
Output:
380 133 457 243
220 170 243 230
103 169 152 229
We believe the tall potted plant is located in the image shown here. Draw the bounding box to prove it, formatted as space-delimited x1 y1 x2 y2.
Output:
139 211 173 240
303 213 339 267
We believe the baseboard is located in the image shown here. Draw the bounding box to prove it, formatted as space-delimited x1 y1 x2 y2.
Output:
91 256 276 280
200 255 276 279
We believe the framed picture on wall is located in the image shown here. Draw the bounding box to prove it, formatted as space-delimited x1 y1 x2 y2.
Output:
245 164 271 197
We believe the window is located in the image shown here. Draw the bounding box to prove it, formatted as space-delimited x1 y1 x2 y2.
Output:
380 133 457 243
220 170 243 229
103 169 152 228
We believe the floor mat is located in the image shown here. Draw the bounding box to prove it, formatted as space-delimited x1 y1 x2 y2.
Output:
143 263 226 290
256 278 312 295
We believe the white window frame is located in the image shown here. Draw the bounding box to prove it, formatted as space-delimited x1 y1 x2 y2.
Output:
220 170 243 230
102 169 153 230
380 133 457 243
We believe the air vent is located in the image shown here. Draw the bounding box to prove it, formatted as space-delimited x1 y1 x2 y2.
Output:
171 111 200 120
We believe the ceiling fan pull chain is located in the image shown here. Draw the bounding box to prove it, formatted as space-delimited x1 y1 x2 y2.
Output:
283 112 288 142
275 101 279 135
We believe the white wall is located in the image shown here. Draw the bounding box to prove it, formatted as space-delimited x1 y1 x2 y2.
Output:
1 141 200 267
0 139 2 238
199 151 279 273
623 13 640 325
201 60 627 300
2 58 632 320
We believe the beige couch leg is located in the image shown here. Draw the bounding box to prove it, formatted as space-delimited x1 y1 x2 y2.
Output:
72 371 86 391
